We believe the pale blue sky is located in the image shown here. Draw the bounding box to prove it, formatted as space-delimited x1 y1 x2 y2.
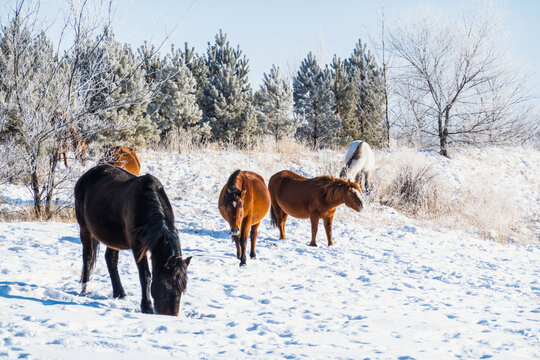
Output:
6 1 540 100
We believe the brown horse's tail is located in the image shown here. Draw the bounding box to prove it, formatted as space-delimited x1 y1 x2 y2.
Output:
270 205 278 228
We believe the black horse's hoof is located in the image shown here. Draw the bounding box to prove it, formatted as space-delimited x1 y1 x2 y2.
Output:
250 253 256 259
114 292 127 299
141 305 154 314
239 262 247 267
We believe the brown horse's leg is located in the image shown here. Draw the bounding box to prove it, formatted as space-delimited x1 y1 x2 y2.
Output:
62 149 68 168
279 213 288 240
323 215 334 246
309 214 320 247
134 253 154 314
105 247 126 299
80 139 87 166
249 222 260 259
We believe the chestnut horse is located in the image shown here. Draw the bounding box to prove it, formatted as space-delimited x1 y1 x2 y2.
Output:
269 170 363 247
101 146 141 176
74 164 191 315
52 109 87 167
218 170 270 266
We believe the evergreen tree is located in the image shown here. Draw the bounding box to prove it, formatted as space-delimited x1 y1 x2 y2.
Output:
81 29 159 148
293 52 341 148
330 55 358 145
139 43 208 143
199 30 257 146
254 64 295 141
345 40 386 146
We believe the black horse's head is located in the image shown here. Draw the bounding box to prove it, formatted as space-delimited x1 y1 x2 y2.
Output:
151 254 192 316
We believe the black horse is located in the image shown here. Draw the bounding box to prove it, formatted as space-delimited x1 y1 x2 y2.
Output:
74 164 191 316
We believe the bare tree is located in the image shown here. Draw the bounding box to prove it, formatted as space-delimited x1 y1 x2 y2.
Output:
0 0 158 218
389 3 536 156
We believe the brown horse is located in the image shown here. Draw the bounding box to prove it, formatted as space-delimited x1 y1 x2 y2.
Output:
101 146 141 176
74 164 191 315
52 109 87 167
268 170 363 247
218 170 270 266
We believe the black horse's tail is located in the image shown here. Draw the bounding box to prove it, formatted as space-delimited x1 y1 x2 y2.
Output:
270 205 278 228
74 170 100 282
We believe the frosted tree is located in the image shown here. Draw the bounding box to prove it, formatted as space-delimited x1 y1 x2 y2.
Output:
0 0 161 218
389 4 536 156
162 46 208 141
293 52 341 148
345 40 386 147
86 30 158 148
254 64 295 141
199 30 257 146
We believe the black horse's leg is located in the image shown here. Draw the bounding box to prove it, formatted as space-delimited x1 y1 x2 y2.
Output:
105 247 126 299
233 235 241 259
134 253 153 314
80 226 95 295
249 222 260 259
239 222 249 266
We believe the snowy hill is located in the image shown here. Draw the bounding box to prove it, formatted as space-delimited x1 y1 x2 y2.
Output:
0 146 539 359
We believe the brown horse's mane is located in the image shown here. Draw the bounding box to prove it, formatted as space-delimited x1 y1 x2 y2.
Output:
224 169 243 202
132 176 187 292
311 176 355 203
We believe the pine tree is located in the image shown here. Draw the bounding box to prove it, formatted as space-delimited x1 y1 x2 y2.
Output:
81 29 159 148
199 30 257 146
139 43 208 143
254 64 295 141
293 52 341 148
345 39 386 146
331 55 358 145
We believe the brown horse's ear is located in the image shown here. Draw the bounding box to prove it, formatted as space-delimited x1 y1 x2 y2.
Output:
240 189 247 199
183 256 192 268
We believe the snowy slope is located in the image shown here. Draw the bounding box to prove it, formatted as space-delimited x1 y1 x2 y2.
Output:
0 147 539 359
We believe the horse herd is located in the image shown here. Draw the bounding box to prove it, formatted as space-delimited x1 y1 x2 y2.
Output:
73 141 375 316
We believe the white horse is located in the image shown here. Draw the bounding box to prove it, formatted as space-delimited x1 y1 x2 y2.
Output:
339 140 375 191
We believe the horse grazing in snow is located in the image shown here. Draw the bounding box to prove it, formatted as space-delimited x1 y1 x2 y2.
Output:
51 109 87 168
268 170 363 247
101 146 141 176
339 140 375 191
218 170 270 266
74 164 191 316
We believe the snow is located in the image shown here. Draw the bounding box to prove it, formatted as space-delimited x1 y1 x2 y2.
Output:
1 147 539 359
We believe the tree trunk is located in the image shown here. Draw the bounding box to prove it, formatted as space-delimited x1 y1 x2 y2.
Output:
439 109 450 157
31 169 41 219
44 154 59 219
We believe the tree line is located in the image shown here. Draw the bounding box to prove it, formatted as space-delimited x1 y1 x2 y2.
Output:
0 0 536 219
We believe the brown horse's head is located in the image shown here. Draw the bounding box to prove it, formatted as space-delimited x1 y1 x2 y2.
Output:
344 180 364 212
222 185 247 236
151 255 192 316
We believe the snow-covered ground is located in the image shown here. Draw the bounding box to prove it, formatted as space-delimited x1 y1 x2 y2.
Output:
1 147 539 359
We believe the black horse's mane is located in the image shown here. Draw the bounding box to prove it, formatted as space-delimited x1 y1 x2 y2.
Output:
132 176 187 292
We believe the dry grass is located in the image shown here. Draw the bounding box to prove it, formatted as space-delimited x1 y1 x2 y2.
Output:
370 150 530 242
0 205 75 222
